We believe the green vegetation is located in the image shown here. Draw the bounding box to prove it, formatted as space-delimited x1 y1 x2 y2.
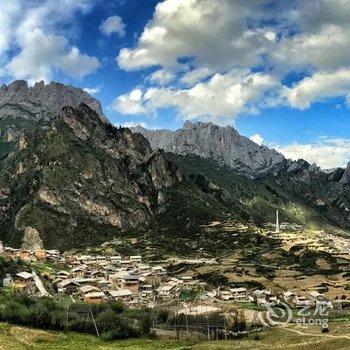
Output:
0 293 159 341
1 321 350 350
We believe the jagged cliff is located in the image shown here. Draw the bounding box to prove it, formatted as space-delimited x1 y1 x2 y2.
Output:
0 80 107 141
0 80 349 251
133 121 285 179
0 104 181 250
134 123 350 229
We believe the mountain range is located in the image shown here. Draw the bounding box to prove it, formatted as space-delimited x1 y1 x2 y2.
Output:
0 81 349 251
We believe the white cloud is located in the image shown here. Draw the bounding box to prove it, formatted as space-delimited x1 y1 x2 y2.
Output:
249 134 264 146
112 88 147 115
283 69 350 109
114 0 350 120
83 86 100 95
119 121 148 128
180 68 213 86
276 138 350 169
148 69 175 85
117 0 273 71
100 16 125 37
6 29 100 82
114 70 280 124
0 0 99 82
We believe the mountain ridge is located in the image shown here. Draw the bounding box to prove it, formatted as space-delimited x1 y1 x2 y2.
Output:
0 80 107 142
0 103 181 250
132 122 286 179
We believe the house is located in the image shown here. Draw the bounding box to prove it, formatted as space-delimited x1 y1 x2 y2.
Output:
283 291 295 303
85 270 105 279
98 279 110 291
181 276 193 285
80 285 101 295
152 266 166 276
57 280 80 294
110 256 122 265
219 290 234 301
4 247 19 260
18 250 31 262
293 295 311 308
34 250 46 260
121 259 133 268
70 265 88 278
138 264 151 273
130 255 142 263
84 291 105 304
108 289 133 302
229 287 249 301
74 278 98 286
158 281 178 298
253 290 272 305
121 274 139 293
13 272 35 294
309 291 326 303
103 265 117 274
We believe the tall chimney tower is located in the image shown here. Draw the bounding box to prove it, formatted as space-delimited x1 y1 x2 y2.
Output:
275 210 280 233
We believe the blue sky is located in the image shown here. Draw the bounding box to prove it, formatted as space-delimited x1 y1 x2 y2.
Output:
0 0 350 168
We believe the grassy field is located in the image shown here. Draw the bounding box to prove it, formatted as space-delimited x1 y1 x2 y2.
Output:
1 322 349 350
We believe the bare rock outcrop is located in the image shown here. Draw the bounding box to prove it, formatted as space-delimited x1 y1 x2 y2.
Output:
21 227 43 251
0 81 108 143
340 162 350 185
133 121 285 179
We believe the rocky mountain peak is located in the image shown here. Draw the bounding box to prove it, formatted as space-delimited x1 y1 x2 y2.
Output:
340 161 350 185
0 80 107 123
0 80 108 141
132 121 285 179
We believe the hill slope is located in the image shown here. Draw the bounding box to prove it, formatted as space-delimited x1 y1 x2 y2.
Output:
0 104 181 250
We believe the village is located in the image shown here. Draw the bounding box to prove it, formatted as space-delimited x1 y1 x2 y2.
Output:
1 235 348 317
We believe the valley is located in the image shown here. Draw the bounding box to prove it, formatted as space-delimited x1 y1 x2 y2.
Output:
0 80 348 349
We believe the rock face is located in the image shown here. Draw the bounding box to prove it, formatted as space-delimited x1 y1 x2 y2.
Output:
0 80 107 141
340 162 350 185
133 122 285 179
0 80 105 119
22 227 43 251
0 104 181 250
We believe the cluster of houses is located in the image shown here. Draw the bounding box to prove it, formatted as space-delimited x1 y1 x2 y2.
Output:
1 245 206 307
0 241 348 312
216 287 337 309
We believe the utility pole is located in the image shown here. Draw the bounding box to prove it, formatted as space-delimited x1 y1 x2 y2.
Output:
275 210 280 233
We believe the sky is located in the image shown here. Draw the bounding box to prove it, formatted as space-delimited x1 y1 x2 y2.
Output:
0 0 350 169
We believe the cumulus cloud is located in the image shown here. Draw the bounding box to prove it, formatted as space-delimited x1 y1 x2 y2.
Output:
180 68 213 86
0 0 99 82
112 89 147 115
6 29 100 81
114 0 350 120
83 86 100 95
148 69 175 85
283 69 350 109
100 16 125 37
249 134 264 146
114 70 280 124
271 0 350 71
119 121 148 128
276 137 350 169
117 0 274 71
